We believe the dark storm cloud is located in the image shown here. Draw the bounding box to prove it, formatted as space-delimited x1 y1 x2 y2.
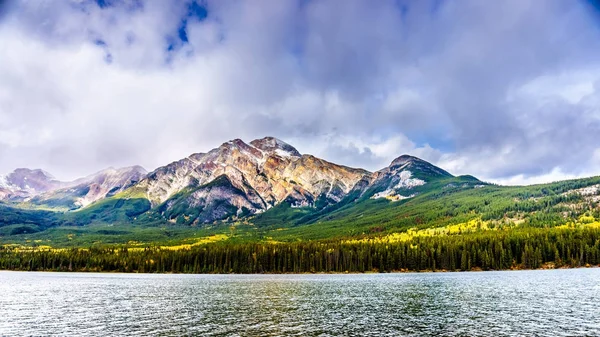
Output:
0 0 599 184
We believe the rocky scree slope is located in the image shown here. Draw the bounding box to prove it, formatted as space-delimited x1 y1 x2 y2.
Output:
133 137 370 224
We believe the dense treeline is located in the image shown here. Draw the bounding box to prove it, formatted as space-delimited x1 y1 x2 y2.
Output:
2 227 600 273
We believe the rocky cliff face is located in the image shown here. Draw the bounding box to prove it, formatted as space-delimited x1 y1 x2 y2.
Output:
137 137 369 224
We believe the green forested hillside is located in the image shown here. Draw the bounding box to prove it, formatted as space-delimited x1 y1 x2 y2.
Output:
2 174 600 273
246 175 600 242
1 175 600 244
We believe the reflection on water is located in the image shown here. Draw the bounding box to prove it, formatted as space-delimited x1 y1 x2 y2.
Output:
1 269 599 336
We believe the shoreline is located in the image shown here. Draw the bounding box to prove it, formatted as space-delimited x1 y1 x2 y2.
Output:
1 264 598 275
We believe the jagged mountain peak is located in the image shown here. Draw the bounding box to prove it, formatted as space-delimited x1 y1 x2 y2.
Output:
250 136 301 158
215 138 264 158
135 136 369 223
220 138 250 149
12 167 55 178
191 137 301 165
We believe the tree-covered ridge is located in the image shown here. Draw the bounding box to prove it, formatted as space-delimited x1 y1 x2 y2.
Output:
2 176 600 273
2 227 599 273
248 176 600 242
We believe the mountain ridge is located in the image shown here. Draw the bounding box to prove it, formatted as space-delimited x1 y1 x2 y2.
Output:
0 136 462 225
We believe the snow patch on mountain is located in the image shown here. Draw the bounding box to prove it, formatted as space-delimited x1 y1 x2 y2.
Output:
394 171 426 189
372 189 394 199
0 175 9 189
371 171 424 201
274 148 296 158
371 189 414 201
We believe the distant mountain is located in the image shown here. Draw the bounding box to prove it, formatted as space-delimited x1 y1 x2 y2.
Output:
0 168 62 200
0 166 147 210
30 166 148 210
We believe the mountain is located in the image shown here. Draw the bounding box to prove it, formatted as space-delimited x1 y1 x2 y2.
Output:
69 137 476 226
0 166 147 211
134 137 369 224
355 154 454 201
0 137 482 226
3 136 600 249
29 166 148 210
251 153 482 228
0 168 61 200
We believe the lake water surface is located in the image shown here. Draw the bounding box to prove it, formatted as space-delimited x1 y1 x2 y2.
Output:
1 269 599 336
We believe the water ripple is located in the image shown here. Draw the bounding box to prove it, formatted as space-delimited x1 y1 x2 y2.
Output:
1 269 599 336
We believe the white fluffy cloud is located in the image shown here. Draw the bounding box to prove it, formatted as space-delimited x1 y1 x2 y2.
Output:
1 0 600 185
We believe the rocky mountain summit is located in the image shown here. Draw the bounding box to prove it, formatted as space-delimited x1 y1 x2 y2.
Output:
137 137 369 224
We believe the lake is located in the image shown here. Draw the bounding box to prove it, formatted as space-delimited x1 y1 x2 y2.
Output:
1 269 599 336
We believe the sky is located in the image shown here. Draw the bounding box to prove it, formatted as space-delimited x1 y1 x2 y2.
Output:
1 0 600 185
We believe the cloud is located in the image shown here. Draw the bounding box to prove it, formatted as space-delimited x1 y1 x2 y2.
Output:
0 0 600 184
